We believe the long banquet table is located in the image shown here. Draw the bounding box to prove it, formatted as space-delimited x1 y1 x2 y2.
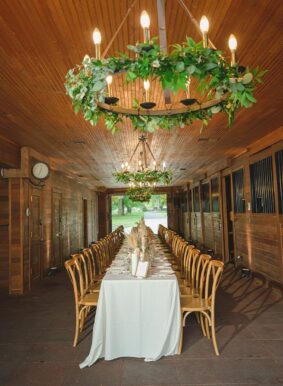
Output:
80 237 181 368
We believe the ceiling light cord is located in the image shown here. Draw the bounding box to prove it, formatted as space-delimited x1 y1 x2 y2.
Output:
102 0 138 58
177 0 217 50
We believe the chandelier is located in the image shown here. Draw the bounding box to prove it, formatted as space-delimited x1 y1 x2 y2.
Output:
65 4 265 134
113 134 172 202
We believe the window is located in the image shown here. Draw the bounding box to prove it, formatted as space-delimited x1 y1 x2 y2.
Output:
275 149 283 214
211 177 220 212
232 169 245 213
250 156 275 213
201 183 210 212
193 186 200 212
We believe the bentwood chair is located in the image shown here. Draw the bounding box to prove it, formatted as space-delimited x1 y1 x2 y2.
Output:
179 259 224 355
65 257 99 347
178 248 200 288
82 248 102 292
180 252 210 296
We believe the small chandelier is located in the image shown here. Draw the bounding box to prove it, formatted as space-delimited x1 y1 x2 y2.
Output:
113 135 172 189
65 4 265 134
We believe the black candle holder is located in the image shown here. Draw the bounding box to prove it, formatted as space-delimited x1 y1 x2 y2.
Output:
140 102 156 109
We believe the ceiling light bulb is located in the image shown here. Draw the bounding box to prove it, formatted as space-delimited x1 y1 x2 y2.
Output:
106 75 113 85
93 28 101 45
200 16 209 33
228 34 237 51
143 79 150 91
140 11 150 29
83 54 90 64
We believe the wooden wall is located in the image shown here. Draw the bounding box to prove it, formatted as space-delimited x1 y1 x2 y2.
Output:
0 178 9 289
0 147 98 293
180 137 283 285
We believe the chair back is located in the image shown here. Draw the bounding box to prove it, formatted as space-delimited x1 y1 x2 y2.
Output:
201 260 224 305
185 248 200 289
65 257 85 305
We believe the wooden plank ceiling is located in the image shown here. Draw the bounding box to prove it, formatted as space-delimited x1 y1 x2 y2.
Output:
0 0 282 187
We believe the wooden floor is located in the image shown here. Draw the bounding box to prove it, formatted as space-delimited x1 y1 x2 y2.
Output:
0 266 283 386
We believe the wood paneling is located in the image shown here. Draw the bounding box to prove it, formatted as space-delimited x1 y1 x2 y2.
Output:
183 138 283 284
0 179 9 289
9 178 23 293
0 136 20 168
234 215 282 283
0 0 282 187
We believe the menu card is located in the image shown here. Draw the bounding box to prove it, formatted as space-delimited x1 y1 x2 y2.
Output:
135 261 149 278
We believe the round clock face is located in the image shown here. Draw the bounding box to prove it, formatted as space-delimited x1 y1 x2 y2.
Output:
32 162 50 180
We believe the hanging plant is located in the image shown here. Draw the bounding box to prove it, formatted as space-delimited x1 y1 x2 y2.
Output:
65 37 266 134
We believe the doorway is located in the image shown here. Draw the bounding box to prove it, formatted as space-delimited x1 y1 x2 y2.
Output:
223 175 235 261
111 194 168 233
52 191 63 267
30 189 42 280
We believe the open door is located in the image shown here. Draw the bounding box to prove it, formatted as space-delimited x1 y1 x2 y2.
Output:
52 191 63 267
30 188 42 280
223 175 235 262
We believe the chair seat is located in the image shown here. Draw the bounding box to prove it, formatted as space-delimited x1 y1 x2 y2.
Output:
80 292 99 306
180 286 199 297
89 280 101 293
181 296 209 311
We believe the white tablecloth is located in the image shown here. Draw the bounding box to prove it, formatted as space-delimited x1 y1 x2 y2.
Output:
80 245 181 368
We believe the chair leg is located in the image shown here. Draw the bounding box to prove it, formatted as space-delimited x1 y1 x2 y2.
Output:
178 313 184 354
200 313 207 337
211 311 219 356
73 306 80 347
205 317 211 339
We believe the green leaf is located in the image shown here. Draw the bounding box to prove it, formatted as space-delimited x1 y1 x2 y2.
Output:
205 63 218 71
176 61 185 72
242 73 253 84
92 81 105 92
246 93 257 103
186 65 196 75
73 102 81 114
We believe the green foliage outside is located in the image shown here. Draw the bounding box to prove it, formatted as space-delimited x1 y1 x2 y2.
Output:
111 194 167 231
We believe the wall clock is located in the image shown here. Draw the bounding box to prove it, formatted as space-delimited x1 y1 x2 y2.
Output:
32 162 50 180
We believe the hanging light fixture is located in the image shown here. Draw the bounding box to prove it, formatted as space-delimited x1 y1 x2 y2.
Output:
113 134 172 195
65 4 265 134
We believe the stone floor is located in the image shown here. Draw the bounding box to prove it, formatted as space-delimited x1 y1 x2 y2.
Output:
0 265 283 386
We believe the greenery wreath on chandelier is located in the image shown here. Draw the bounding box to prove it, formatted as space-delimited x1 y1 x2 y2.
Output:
114 169 172 185
126 186 152 202
65 36 266 134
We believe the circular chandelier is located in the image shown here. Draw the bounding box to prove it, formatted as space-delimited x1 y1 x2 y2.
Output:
65 6 265 134
127 186 152 203
113 134 172 202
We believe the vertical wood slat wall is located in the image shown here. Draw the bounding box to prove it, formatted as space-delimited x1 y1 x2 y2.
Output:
181 141 283 284
0 168 99 294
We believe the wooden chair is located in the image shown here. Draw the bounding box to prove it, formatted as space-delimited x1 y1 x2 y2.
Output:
178 248 200 288
82 248 102 292
65 257 99 347
179 259 224 355
180 252 210 296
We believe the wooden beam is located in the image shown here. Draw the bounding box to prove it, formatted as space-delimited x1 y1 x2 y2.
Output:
156 0 171 105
